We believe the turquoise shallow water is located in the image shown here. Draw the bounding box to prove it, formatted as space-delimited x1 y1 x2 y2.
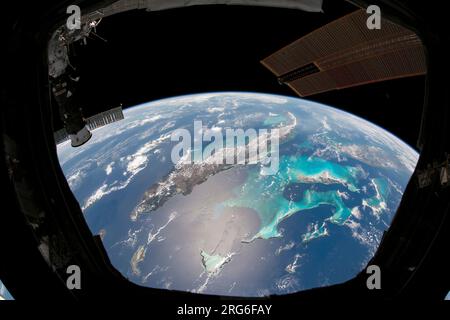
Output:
365 178 390 212
280 155 362 192
200 251 230 274
222 155 362 242
263 114 287 126
373 178 389 199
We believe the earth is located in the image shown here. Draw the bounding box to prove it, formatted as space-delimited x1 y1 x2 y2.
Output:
0 280 13 300
57 92 418 297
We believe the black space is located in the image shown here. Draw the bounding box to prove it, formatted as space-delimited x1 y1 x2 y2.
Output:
64 1 425 150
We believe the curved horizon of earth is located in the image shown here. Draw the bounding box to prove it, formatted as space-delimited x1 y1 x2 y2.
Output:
57 92 419 297
0 280 13 300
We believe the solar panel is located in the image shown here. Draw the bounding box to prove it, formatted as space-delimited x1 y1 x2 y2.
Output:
54 106 124 145
261 9 427 97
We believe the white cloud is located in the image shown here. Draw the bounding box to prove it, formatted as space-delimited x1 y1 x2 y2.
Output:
126 154 148 175
351 206 362 220
82 183 109 211
125 132 172 176
112 227 143 249
285 254 303 274
321 117 331 131
81 132 172 211
105 162 114 175
147 211 178 245
207 107 225 113
66 169 85 190
275 241 295 255
160 121 176 132
325 106 419 172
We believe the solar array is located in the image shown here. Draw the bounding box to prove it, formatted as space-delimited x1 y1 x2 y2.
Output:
54 106 124 145
261 9 427 97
